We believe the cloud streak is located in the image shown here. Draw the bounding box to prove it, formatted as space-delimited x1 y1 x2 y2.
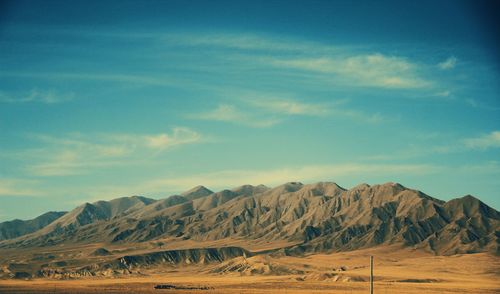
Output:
271 53 431 89
26 128 202 176
0 89 74 104
438 56 457 70
192 104 282 128
163 32 337 53
1 32 439 93
66 162 443 201
250 97 386 123
0 71 182 88
247 98 331 116
191 93 387 127
464 131 500 150
0 178 42 197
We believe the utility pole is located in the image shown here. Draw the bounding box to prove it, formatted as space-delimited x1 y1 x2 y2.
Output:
370 256 374 294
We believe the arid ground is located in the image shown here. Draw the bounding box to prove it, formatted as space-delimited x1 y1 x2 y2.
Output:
1 245 498 293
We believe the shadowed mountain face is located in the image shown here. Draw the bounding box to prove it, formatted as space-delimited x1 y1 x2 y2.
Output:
0 211 67 240
0 182 498 255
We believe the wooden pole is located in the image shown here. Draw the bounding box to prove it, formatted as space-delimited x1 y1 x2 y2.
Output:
370 256 374 294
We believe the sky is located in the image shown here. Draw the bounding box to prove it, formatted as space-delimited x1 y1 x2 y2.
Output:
0 0 499 221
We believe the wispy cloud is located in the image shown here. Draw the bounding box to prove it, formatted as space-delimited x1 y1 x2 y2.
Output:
246 95 387 123
68 162 441 200
464 98 500 110
271 53 431 89
453 161 500 174
438 56 457 70
12 160 500 204
464 131 500 150
0 178 41 197
192 104 282 128
0 89 74 104
163 32 335 53
143 163 441 193
191 94 387 128
435 90 451 97
365 130 500 160
248 98 331 116
26 127 202 176
0 71 181 88
28 149 126 177
0 32 446 97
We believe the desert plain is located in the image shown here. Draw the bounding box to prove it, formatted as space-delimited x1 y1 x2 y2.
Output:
1 243 498 293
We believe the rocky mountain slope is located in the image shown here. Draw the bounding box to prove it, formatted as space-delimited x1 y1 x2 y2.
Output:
0 182 498 256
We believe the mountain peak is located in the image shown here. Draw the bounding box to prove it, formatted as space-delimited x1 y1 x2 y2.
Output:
444 194 499 220
182 185 213 200
381 182 405 188
300 182 346 196
461 194 479 201
109 195 156 205
371 182 407 195
446 194 481 207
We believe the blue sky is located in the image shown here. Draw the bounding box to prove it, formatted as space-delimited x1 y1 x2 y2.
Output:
0 0 499 221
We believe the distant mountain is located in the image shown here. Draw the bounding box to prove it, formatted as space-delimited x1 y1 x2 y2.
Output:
1 182 498 256
8 195 158 244
0 211 66 240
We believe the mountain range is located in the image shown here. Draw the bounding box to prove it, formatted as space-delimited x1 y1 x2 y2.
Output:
1 181 498 256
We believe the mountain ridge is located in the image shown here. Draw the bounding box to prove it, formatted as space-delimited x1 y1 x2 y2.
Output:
0 182 498 256
0 211 67 241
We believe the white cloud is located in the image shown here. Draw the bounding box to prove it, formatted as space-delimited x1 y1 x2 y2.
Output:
272 53 430 89
193 104 281 128
464 131 500 150
0 89 74 104
26 128 202 176
438 56 457 70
